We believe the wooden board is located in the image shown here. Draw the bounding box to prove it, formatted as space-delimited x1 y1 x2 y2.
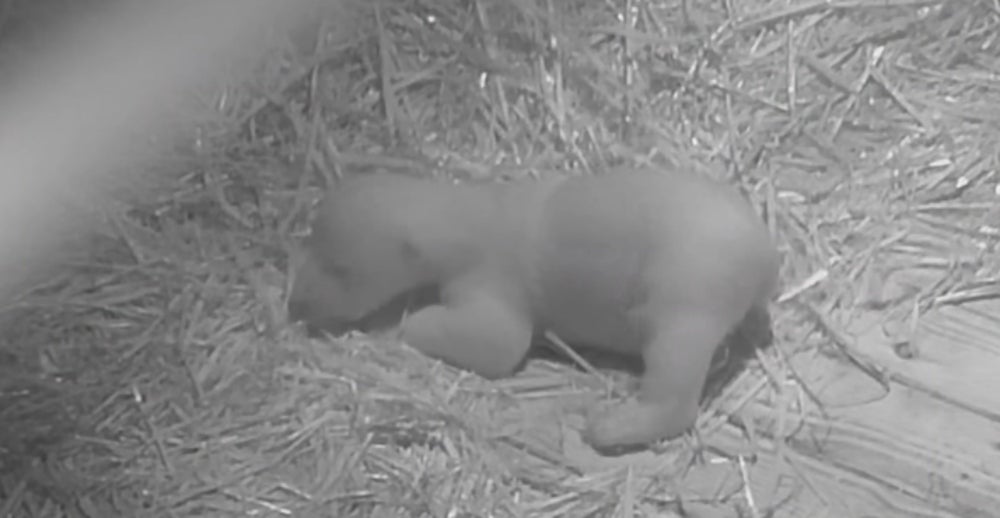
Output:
694 297 1000 517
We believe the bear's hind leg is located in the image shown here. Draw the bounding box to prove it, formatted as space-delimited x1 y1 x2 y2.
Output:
583 308 734 451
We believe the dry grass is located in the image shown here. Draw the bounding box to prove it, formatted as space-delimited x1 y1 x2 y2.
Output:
1 0 998 516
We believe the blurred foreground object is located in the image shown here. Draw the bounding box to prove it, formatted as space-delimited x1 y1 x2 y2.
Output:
0 0 319 296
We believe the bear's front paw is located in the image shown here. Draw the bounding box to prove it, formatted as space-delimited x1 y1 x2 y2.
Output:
582 398 691 454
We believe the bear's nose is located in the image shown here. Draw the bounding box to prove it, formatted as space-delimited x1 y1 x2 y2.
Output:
287 297 352 337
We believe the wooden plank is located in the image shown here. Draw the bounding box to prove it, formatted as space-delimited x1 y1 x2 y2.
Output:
724 395 1000 518
695 298 1000 518
848 299 1000 422
702 424 964 518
